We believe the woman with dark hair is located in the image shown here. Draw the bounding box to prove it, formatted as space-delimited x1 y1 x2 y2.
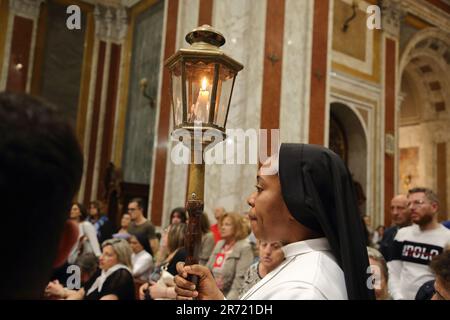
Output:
130 233 154 282
139 223 188 300
372 225 385 249
88 200 114 244
68 203 101 264
156 207 188 264
70 202 88 222
174 143 374 300
170 207 187 225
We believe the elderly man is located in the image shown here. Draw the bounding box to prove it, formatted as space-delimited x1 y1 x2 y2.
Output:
379 194 412 261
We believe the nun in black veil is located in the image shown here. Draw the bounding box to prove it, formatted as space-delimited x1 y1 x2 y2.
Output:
174 143 375 300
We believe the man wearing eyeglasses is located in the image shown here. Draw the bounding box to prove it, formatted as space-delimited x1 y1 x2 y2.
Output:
387 187 450 300
127 198 159 256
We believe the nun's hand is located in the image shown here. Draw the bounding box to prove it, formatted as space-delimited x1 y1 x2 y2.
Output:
174 262 225 300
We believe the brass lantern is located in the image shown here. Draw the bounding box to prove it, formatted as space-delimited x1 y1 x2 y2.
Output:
165 25 243 138
165 25 243 278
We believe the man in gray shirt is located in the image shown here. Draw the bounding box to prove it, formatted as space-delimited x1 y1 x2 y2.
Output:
127 198 158 255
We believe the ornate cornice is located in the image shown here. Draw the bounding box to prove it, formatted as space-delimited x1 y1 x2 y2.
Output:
382 0 407 37
9 0 44 19
401 0 450 30
94 4 128 43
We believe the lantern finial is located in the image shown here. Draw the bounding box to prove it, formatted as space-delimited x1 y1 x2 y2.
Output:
185 25 226 48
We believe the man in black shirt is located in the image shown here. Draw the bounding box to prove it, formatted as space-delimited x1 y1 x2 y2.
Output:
379 194 412 261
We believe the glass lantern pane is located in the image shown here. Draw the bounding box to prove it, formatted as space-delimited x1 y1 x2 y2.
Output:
214 65 236 128
185 61 215 124
170 61 183 127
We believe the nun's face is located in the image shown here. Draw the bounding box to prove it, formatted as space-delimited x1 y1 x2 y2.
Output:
247 173 293 243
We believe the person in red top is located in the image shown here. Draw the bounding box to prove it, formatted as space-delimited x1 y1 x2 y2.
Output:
210 207 225 243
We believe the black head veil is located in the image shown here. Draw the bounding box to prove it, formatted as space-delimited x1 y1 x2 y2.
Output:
134 232 153 256
278 143 374 300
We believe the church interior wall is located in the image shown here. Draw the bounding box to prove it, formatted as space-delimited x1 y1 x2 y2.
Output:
0 0 449 227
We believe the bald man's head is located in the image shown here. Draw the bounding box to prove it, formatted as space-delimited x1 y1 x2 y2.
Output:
390 194 411 227
214 207 226 221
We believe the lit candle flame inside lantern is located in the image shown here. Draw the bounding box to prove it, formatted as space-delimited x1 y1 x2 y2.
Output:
193 77 210 122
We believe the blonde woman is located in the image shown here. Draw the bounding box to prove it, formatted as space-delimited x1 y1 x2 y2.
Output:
46 239 135 300
367 247 391 300
207 212 254 299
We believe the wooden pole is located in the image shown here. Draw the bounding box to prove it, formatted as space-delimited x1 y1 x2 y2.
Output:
184 144 205 287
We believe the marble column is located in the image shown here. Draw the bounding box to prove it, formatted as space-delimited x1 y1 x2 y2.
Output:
162 0 268 225
81 3 127 203
200 0 267 221
279 0 314 143
308 0 333 146
150 0 180 226
0 0 43 92
381 0 404 226
95 4 127 199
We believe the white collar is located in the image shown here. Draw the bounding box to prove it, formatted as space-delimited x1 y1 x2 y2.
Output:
241 238 332 300
282 237 331 258
87 264 130 295
133 250 147 258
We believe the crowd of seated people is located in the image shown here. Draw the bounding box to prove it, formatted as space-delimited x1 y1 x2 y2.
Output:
44 196 262 300
43 187 450 302
45 198 450 301
2 92 450 301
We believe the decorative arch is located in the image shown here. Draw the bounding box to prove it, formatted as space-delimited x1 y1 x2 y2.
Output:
400 28 450 115
329 102 368 214
400 27 450 74
398 28 450 220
